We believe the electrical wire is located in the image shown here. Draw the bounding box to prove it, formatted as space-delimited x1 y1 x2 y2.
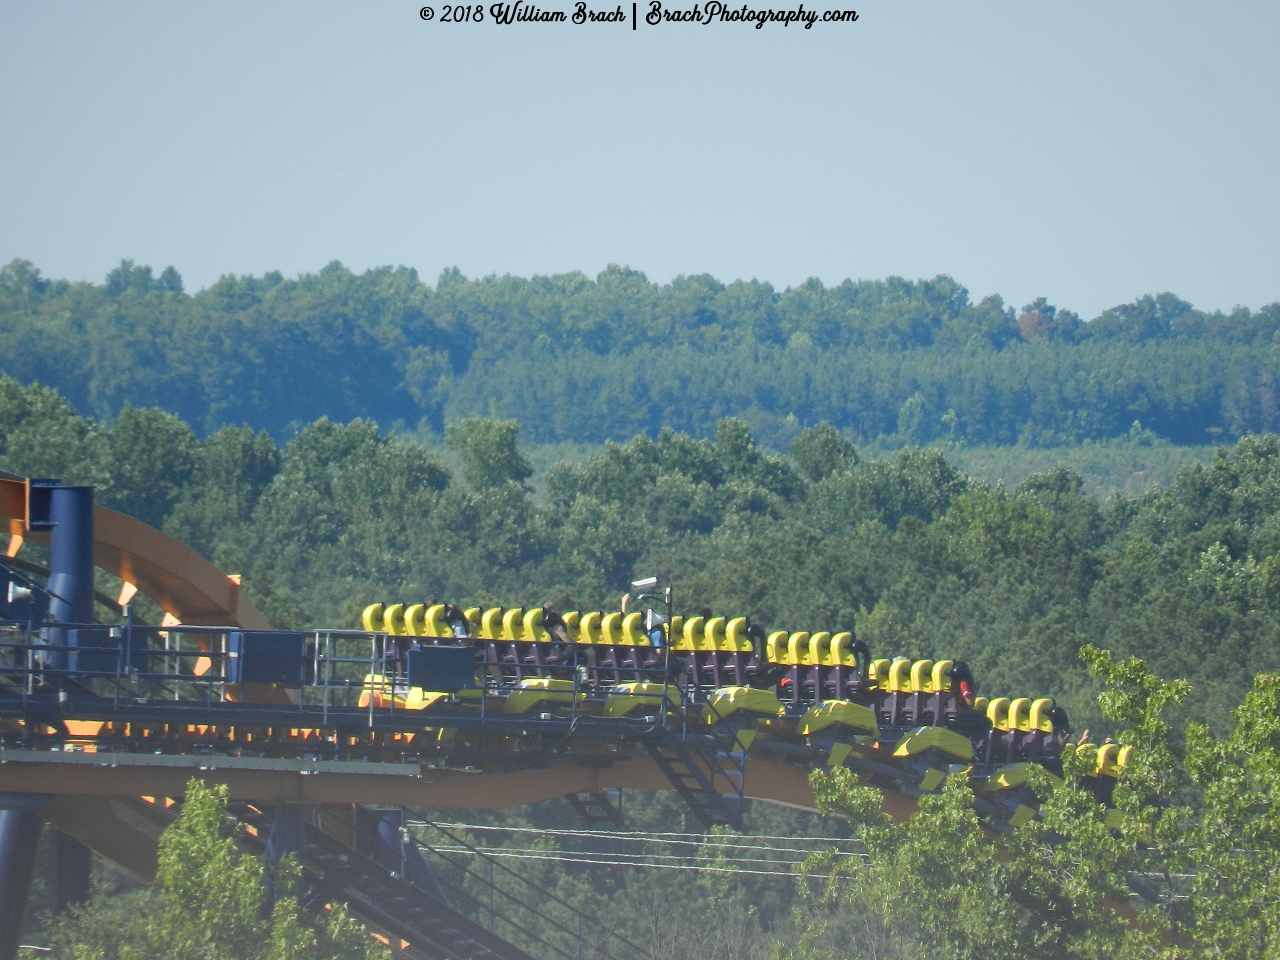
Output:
416 820 862 850
418 847 852 878
420 844 840 867
424 821 854 842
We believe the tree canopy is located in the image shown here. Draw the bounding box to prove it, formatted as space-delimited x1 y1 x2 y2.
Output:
49 779 387 960
3 258 1279 449
782 649 1280 960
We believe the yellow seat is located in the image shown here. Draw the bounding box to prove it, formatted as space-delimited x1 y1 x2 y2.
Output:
1009 697 1032 732
621 612 645 645
480 608 504 640
403 603 425 637
725 617 751 652
987 697 1012 731
671 633 697 652
463 608 480 633
502 607 526 641
1028 698 1055 733
361 603 385 632
682 616 705 650
562 611 580 640
786 632 811 666
766 631 789 662
1070 742 1100 768
972 696 988 713
931 660 954 694
424 604 449 638
829 632 855 667
703 617 726 652
808 632 832 667
888 658 912 693
578 611 602 644
867 659 891 690
667 615 684 642
383 604 405 636
523 608 551 642
600 612 622 645
1096 743 1121 777
910 659 935 693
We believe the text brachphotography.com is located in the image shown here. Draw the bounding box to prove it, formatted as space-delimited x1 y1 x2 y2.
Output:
420 1 859 29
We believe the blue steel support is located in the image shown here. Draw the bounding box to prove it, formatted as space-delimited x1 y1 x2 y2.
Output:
0 794 47 960
266 805 306 864
50 827 93 915
265 805 306 907
46 486 95 672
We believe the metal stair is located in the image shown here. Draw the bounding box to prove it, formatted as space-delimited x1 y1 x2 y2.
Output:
647 733 746 830
232 804 538 960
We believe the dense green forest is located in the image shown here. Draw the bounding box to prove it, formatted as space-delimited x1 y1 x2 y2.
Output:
7 257 1280 956
4 375 1279 737
3 258 1279 449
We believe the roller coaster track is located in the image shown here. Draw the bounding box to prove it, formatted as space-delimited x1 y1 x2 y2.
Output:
0 471 268 628
0 472 1130 958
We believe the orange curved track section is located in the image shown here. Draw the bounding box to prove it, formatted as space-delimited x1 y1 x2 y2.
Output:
0 472 268 628
84 505 269 628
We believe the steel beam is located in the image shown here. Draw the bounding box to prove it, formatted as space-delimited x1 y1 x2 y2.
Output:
0 794 47 960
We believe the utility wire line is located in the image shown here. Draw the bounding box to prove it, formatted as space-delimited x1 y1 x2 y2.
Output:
417 820 861 851
423 844 845 867
421 847 849 878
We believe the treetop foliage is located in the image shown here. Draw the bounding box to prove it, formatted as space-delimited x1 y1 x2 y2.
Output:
785 651 1280 960
49 779 388 960
4 258 1279 448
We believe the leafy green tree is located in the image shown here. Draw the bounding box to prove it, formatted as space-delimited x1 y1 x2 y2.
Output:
789 423 858 484
50 779 387 960
103 404 201 528
445 417 533 489
0 376 110 487
784 649 1280 960
165 424 282 557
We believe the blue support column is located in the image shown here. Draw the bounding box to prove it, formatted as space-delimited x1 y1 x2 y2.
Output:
0 795 47 960
266 805 305 864
50 828 92 915
265 805 306 907
46 486 95 674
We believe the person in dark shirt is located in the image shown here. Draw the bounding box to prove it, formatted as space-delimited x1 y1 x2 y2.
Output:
542 602 570 652
543 602 593 685
951 661 978 708
1048 705 1072 748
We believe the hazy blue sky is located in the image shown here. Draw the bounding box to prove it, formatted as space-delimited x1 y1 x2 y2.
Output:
2 1 1276 319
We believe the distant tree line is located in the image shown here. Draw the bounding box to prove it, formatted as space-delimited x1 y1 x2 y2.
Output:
2 258 1278 449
